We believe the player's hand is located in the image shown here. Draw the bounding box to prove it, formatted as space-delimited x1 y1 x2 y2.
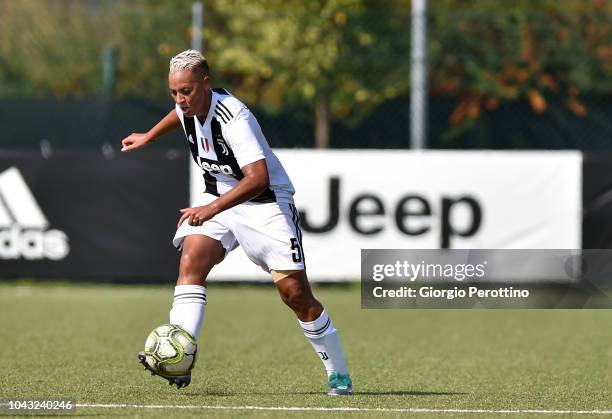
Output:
121 133 151 153
177 205 217 228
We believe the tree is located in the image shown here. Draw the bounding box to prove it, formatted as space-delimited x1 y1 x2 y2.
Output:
429 0 612 134
203 0 411 148
0 0 189 99
1 0 608 148
0 0 110 97
112 1 190 98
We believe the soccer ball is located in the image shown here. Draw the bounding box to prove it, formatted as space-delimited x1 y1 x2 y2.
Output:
143 324 197 376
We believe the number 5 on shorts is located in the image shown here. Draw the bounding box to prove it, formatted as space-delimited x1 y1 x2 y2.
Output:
290 238 303 263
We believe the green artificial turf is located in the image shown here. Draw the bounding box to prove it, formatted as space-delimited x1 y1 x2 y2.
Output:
0 281 610 418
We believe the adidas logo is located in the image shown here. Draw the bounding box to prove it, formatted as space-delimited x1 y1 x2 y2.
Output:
0 167 69 260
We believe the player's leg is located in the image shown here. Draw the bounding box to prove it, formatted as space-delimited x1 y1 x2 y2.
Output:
138 234 226 388
140 199 236 388
275 270 353 395
273 270 322 321
169 234 225 339
169 195 237 340
231 201 352 394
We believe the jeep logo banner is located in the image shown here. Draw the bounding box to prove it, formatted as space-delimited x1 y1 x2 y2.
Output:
202 150 581 281
0 151 188 281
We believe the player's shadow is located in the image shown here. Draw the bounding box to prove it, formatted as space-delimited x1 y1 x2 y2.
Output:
185 389 466 397
351 390 467 396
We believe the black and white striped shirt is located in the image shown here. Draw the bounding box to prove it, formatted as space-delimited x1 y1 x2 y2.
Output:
176 88 295 204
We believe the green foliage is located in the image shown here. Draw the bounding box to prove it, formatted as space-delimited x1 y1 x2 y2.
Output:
0 0 188 98
203 0 410 125
0 0 411 123
0 1 110 96
112 1 190 98
429 0 612 126
0 0 609 139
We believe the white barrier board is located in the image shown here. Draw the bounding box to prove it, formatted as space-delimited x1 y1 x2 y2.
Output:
190 150 581 281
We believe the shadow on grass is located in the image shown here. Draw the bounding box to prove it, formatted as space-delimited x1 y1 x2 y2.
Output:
182 389 467 397
352 390 467 396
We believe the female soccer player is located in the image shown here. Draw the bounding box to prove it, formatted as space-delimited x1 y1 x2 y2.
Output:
121 50 352 395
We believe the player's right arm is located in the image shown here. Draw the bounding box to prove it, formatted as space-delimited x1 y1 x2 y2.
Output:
121 109 181 152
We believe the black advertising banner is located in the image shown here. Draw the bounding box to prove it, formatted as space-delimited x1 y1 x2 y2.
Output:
582 153 612 249
0 150 189 282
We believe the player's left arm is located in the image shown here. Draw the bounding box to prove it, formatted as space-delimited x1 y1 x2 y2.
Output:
177 159 269 227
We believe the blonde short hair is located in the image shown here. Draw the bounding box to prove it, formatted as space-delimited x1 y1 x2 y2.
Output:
169 49 209 75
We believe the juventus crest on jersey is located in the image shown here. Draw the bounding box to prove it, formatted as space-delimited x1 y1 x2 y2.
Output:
176 88 295 204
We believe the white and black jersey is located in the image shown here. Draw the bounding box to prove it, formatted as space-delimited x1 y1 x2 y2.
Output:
176 88 295 204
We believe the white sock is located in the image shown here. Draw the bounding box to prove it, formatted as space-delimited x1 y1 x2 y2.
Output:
169 285 207 339
299 310 349 376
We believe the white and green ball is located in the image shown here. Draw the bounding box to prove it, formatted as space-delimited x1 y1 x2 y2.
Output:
144 324 197 376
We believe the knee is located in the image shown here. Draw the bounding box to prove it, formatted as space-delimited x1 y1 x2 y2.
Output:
178 250 212 283
179 251 200 274
282 287 317 312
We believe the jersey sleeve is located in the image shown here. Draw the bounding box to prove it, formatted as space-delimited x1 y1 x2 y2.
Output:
223 107 266 169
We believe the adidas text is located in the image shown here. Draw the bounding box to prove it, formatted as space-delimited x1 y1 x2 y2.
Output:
0 227 69 260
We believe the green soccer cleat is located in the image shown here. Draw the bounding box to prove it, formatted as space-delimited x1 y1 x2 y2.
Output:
327 372 353 396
